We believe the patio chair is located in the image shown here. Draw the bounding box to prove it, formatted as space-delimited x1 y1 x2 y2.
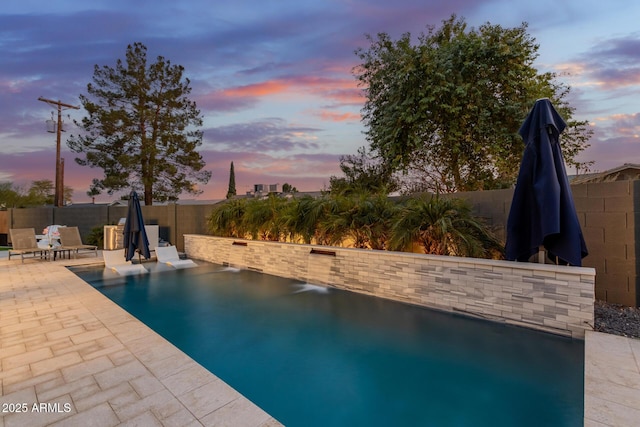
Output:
9 228 49 263
155 245 197 269
58 226 98 258
103 249 148 275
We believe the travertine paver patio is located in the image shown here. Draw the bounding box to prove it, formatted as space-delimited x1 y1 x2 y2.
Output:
0 252 282 427
2 251 640 426
584 330 640 426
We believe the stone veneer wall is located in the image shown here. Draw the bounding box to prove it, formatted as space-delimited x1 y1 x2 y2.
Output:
185 235 595 339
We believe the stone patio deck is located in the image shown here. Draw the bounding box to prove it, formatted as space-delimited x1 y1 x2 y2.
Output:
1 251 639 426
584 330 640 426
0 252 282 426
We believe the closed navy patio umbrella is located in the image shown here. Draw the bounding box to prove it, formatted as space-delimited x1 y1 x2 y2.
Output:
505 98 588 266
123 190 151 262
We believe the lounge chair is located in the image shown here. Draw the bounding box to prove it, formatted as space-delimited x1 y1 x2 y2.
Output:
9 228 50 263
155 245 197 269
103 249 148 275
58 226 98 258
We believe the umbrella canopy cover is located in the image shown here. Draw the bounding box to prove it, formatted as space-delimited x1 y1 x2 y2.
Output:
123 191 151 261
505 98 588 266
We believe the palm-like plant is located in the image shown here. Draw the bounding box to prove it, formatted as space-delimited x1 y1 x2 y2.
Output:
280 195 322 244
320 191 397 249
243 194 287 241
313 195 348 246
390 195 503 258
321 193 367 248
207 198 248 238
326 191 393 249
366 192 397 250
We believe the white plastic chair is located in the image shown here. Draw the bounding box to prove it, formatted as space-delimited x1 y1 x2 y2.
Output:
155 246 197 269
103 249 148 275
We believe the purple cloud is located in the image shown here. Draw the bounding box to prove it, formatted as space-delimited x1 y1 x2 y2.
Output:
3 0 640 203
572 112 640 172
204 119 323 152
577 34 640 89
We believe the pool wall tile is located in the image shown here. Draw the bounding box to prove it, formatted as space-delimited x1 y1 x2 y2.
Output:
186 236 596 338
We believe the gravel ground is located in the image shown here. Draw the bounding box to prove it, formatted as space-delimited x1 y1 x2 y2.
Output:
594 300 640 339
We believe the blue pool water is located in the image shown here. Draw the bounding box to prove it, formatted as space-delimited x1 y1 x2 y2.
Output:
72 263 584 426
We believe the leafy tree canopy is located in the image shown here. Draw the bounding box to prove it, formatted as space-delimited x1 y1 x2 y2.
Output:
69 42 211 205
0 182 22 209
0 179 73 208
354 15 593 193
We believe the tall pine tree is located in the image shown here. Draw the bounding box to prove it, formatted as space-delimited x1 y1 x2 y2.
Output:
226 161 237 199
69 42 211 205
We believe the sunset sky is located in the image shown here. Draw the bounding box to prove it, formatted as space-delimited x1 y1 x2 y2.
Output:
2 1 639 203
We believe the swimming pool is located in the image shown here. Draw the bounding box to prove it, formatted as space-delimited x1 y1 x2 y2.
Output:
72 262 584 426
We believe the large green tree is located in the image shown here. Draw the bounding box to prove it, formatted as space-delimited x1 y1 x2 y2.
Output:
355 15 592 193
27 179 54 205
69 42 211 205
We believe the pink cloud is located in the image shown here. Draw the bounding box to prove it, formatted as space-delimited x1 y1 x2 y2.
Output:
197 75 363 114
291 75 363 105
316 111 361 122
573 113 640 172
574 35 640 90
223 80 291 97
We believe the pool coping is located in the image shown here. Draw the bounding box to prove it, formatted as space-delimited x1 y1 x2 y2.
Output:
1 252 639 426
0 252 282 426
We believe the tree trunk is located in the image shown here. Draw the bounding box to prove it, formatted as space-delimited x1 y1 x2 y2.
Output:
145 186 153 206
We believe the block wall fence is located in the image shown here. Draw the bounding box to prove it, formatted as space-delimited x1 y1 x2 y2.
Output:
185 235 595 339
1 204 214 253
451 180 639 306
1 179 638 306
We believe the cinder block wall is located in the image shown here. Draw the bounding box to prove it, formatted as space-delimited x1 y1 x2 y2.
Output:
9 207 54 234
575 181 637 305
176 205 215 249
185 235 595 338
450 188 513 243
454 182 639 307
55 206 109 237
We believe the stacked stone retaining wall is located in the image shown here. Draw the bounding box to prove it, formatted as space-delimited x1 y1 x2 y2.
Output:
185 235 595 339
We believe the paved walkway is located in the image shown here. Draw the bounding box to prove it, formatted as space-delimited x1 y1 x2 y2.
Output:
584 331 640 426
0 252 282 427
2 250 639 426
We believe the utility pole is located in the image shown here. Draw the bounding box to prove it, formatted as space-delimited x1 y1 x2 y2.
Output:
37 97 80 207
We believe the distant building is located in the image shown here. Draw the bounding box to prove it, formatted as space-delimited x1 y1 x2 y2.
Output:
241 183 324 199
569 163 640 185
246 183 281 197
